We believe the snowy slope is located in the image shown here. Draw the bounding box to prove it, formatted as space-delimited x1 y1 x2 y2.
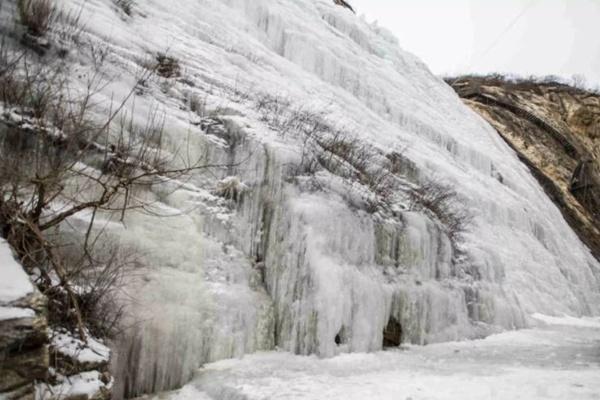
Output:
38 0 600 395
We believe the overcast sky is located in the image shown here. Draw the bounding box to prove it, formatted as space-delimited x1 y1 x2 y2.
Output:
351 0 600 87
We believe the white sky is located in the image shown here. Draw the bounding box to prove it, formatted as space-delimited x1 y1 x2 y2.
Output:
351 0 600 86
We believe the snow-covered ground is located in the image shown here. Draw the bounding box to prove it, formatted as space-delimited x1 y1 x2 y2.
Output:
157 315 600 400
0 238 35 320
37 371 112 400
51 329 111 365
0 238 33 304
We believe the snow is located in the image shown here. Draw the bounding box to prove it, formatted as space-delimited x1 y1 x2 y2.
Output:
532 313 600 329
0 238 33 304
157 319 600 400
51 330 111 365
7 0 598 395
37 371 111 400
0 306 35 321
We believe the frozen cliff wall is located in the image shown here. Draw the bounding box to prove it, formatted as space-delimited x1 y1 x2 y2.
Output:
15 0 598 395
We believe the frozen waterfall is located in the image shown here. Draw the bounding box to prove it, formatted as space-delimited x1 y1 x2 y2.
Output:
52 0 600 396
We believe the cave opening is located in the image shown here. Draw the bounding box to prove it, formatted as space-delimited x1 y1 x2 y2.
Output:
335 326 347 346
383 317 402 348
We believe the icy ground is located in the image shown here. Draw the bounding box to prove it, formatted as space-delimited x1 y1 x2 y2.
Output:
155 315 600 400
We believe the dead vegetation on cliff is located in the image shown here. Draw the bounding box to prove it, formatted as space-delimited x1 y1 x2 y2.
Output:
246 90 471 253
0 31 216 344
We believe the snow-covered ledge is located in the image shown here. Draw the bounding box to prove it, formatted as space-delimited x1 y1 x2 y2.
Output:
0 238 48 398
0 238 34 308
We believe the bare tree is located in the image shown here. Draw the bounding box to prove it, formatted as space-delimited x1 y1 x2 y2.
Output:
0 31 219 342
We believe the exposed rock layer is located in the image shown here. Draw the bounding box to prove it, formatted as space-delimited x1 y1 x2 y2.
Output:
449 76 600 260
0 290 48 399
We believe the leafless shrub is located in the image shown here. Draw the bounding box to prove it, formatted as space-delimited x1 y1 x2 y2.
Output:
133 52 181 95
317 132 371 175
51 239 143 338
87 41 110 70
0 41 66 115
408 179 472 249
155 53 181 78
248 91 400 210
0 44 218 343
0 58 25 105
254 93 296 133
53 6 87 46
385 148 415 176
17 0 56 37
446 72 600 97
114 0 135 16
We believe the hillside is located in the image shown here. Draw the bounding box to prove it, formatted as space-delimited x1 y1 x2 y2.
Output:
448 76 600 260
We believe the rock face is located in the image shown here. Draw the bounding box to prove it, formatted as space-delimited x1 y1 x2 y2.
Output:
449 76 600 260
0 294 48 399
0 239 48 400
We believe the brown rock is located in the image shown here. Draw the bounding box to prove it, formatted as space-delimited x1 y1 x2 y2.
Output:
448 76 600 261
0 288 48 399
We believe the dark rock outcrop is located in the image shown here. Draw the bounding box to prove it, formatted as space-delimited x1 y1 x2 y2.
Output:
0 290 48 400
449 76 600 260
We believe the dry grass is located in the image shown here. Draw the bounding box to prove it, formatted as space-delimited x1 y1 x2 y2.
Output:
446 73 600 97
409 179 472 249
0 42 217 342
17 0 56 37
155 53 181 78
113 0 135 16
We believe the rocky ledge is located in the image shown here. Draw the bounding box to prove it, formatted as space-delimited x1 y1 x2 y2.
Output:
0 239 112 400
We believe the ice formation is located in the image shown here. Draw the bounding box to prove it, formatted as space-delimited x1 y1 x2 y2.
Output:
38 0 600 395
156 315 600 400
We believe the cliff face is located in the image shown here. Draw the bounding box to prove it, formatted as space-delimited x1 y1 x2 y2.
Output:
449 76 600 260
